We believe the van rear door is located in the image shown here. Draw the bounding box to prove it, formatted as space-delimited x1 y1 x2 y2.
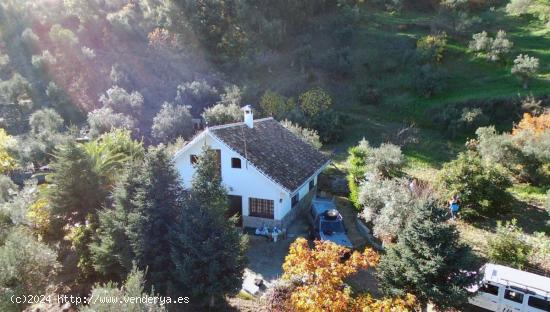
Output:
526 295 550 312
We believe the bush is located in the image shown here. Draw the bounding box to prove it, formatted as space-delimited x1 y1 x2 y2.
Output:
416 33 447 63
413 64 446 97
0 175 16 204
260 90 295 120
512 54 540 89
367 143 405 178
152 102 194 143
475 126 543 184
0 227 59 312
356 84 380 106
346 139 371 209
359 177 416 242
468 30 513 62
175 80 220 115
280 120 321 149
488 219 532 269
306 109 345 144
299 87 333 117
436 151 513 219
80 268 166 312
87 107 136 137
99 86 144 118
445 107 490 138
202 102 242 126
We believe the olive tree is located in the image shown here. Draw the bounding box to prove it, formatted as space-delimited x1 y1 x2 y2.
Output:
151 102 194 143
512 54 539 89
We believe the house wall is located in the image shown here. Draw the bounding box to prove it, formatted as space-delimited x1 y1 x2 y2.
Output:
173 131 288 226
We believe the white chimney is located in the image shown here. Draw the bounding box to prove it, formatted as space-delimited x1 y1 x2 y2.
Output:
243 105 253 128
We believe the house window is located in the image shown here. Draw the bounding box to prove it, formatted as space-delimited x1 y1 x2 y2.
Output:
292 194 299 208
249 198 274 219
190 155 198 165
309 179 315 191
231 157 241 168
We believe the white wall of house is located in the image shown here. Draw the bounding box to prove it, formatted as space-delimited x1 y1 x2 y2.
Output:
173 131 289 221
281 175 318 219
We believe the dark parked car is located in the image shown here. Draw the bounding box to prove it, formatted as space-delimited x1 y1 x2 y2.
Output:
309 197 353 248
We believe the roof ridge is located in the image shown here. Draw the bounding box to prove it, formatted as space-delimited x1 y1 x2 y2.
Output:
208 117 274 130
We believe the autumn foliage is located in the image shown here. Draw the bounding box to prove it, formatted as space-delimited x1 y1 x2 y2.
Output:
280 238 415 312
513 112 550 136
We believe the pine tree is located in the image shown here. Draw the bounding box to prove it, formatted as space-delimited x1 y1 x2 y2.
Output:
171 146 247 307
81 267 167 312
377 200 479 311
121 147 185 296
47 141 106 238
89 194 134 284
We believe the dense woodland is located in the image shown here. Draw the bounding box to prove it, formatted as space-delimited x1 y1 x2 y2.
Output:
0 0 549 311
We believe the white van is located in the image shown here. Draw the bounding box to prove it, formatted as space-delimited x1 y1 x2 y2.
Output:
468 263 550 312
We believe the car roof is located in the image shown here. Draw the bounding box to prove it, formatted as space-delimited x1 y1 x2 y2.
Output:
483 263 550 297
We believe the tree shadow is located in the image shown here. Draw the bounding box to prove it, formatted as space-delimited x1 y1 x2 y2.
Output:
470 200 550 235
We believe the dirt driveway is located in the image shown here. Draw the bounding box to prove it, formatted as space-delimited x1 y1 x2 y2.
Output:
245 217 310 283
244 205 380 296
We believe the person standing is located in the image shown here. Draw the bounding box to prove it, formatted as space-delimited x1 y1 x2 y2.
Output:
449 194 460 220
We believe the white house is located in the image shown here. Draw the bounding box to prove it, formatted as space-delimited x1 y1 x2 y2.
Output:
173 106 330 228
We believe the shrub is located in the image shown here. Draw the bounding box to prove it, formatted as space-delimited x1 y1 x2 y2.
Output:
306 109 345 144
366 143 404 178
356 84 380 106
87 107 136 137
175 80 220 115
260 90 295 120
202 102 242 126
0 175 16 204
512 54 539 89
347 139 371 209
414 64 446 97
358 177 416 242
0 129 17 173
0 227 59 312
299 87 333 117
436 151 513 219
416 33 447 63
488 219 532 269
468 30 513 62
280 120 321 149
80 268 166 312
475 126 543 184
29 108 64 135
99 86 144 118
152 102 194 143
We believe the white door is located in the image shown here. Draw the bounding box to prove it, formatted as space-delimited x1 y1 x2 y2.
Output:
500 288 526 312
525 295 550 312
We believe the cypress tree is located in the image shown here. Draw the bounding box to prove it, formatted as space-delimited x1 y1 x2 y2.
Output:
171 146 247 307
377 200 479 311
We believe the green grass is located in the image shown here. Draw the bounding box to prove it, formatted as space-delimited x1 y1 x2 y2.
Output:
509 183 550 206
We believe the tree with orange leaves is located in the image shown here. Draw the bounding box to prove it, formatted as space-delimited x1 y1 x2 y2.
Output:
278 238 415 312
512 112 550 136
